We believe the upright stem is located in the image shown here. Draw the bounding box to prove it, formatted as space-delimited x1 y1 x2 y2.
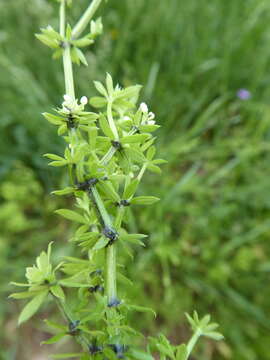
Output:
59 0 118 308
60 0 75 99
106 245 117 305
186 329 201 359
91 187 118 305
72 0 103 39
60 0 65 38
63 46 75 99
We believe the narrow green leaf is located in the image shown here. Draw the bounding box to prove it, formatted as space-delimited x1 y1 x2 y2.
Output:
131 196 160 205
123 179 139 199
99 115 114 139
147 163 162 174
146 146 156 161
129 304 156 317
74 47 88 66
50 285 65 300
55 209 88 224
9 291 39 299
18 291 48 325
48 160 68 167
114 85 142 100
98 180 120 202
72 38 94 47
139 124 160 132
42 332 66 344
94 81 107 97
106 73 114 96
92 236 109 251
90 96 107 108
205 331 224 341
44 153 66 161
51 353 83 359
52 187 74 196
42 112 63 125
35 34 59 48
121 134 149 144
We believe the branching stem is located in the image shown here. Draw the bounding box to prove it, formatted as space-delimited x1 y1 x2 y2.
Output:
59 0 118 314
72 0 103 39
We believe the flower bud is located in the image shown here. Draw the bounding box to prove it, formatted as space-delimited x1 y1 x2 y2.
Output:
140 102 148 113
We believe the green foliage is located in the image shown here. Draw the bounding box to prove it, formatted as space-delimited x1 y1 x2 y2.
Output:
10 1 222 359
2 0 270 359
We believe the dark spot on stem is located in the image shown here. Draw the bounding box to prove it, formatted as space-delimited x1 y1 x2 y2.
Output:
77 178 98 190
68 320 80 336
103 226 118 244
108 297 121 308
111 140 122 150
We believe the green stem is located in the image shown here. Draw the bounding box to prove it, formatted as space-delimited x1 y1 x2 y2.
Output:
72 0 103 39
59 0 75 99
106 245 117 305
63 46 75 99
101 126 137 165
52 294 89 350
114 206 125 230
59 0 66 38
186 329 201 359
137 163 147 182
59 0 118 310
90 186 118 305
91 186 113 227
100 146 117 166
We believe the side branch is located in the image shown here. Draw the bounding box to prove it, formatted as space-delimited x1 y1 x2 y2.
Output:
72 0 103 39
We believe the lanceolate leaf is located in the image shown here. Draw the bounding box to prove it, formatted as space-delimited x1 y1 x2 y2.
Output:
131 196 160 205
42 333 66 345
18 290 48 325
55 209 88 224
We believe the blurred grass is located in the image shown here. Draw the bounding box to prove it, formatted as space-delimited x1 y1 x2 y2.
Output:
1 0 270 359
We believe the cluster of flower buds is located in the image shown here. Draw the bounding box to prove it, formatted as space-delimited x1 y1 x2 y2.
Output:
139 102 156 125
62 94 88 114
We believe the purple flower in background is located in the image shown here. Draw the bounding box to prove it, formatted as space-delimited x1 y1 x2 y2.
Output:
237 88 251 100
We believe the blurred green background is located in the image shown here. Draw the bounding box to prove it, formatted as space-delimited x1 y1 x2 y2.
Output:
1 0 270 359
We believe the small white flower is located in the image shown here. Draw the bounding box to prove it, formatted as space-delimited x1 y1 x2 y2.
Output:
80 96 88 105
123 116 131 121
148 112 155 120
140 102 148 113
63 94 72 103
148 120 156 125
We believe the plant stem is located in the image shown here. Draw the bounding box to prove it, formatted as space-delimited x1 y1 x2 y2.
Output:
101 127 137 165
91 186 113 227
186 329 201 359
60 0 66 38
52 294 89 350
59 0 118 309
63 46 75 99
106 245 117 305
137 163 147 182
72 0 103 39
90 186 118 305
59 0 75 99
